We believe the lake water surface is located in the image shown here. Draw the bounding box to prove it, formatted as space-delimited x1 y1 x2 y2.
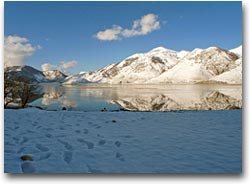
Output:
30 83 242 111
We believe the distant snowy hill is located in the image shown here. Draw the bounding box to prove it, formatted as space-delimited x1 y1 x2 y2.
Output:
63 74 90 85
43 70 67 82
4 65 45 83
65 45 242 85
5 65 67 83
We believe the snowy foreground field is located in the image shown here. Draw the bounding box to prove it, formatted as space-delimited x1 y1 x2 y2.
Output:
4 109 242 173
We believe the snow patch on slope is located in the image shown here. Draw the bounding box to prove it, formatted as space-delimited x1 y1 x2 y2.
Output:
230 45 242 57
150 59 212 83
210 62 242 84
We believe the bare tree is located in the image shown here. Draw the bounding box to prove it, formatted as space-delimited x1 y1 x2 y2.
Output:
4 74 39 108
13 78 39 108
4 72 14 108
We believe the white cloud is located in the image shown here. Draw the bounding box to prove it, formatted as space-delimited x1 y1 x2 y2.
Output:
41 60 78 73
95 14 160 41
5 35 28 44
95 25 122 41
122 14 160 37
41 63 57 71
60 60 78 71
4 35 39 67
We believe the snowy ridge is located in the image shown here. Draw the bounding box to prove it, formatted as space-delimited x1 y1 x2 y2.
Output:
64 45 242 85
5 65 45 83
5 65 67 83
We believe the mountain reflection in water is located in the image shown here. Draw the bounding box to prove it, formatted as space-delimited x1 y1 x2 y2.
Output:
30 83 242 111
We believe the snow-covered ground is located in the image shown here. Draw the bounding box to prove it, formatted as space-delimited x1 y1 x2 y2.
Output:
4 109 242 173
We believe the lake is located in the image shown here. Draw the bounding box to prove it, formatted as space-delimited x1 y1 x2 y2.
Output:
30 83 242 112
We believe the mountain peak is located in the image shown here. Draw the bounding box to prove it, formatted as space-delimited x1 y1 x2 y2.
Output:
149 46 176 53
206 46 223 51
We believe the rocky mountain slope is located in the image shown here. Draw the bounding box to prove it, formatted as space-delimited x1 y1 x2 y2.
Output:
82 47 180 84
4 65 45 83
4 65 67 83
64 45 242 85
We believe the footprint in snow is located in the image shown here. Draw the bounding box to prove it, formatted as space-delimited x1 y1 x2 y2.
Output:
77 138 94 149
58 139 74 150
36 143 49 152
63 151 73 164
115 141 122 147
13 137 19 142
45 133 52 138
20 137 29 145
27 130 35 134
21 162 36 173
115 152 125 162
95 125 101 129
83 129 89 134
38 152 52 161
98 140 106 146
75 130 81 134
32 121 38 127
97 134 104 138
59 126 65 130
87 164 102 173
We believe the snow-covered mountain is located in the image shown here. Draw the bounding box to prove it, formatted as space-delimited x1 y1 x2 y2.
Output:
65 45 242 85
5 65 67 83
82 47 180 84
4 65 45 83
43 70 67 82
150 46 241 83
63 73 90 85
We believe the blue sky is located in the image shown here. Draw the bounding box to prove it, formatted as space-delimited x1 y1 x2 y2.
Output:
4 1 242 73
